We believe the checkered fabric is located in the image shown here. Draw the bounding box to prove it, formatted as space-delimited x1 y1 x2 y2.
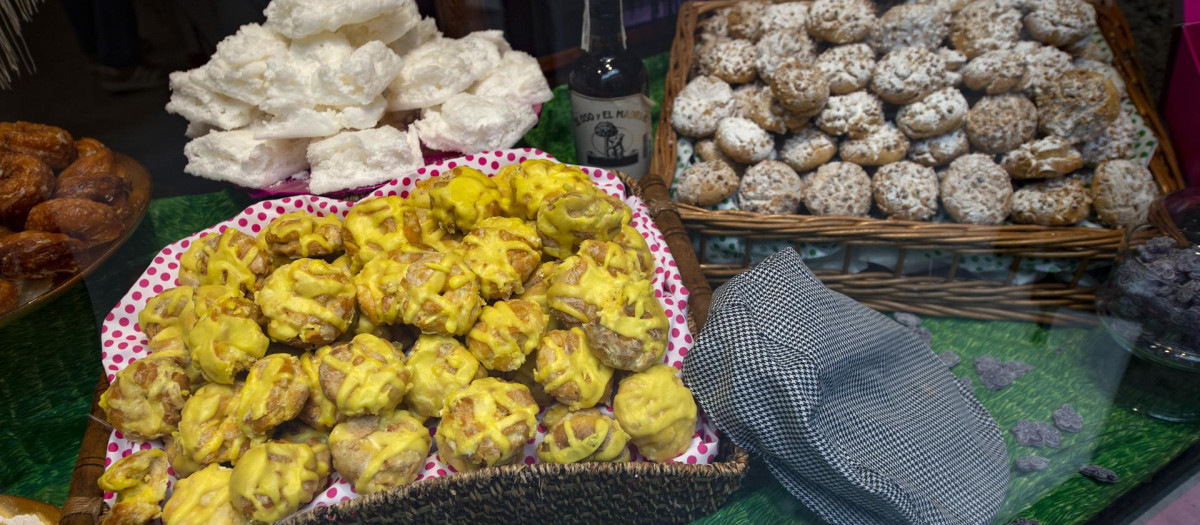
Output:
682 248 1008 525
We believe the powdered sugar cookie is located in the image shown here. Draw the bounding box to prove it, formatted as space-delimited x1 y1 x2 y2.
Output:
807 0 878 44
1074 58 1126 96
756 29 817 83
815 91 885 138
1001 136 1084 180
1011 176 1092 226
870 3 951 54
895 87 968 139
695 139 740 170
1080 111 1137 167
941 153 1012 224
728 1 769 41
961 50 1025 94
699 8 730 40
939 48 968 71
670 76 737 138
839 123 909 166
804 162 872 216
738 161 805 214
873 161 940 220
1037 70 1120 142
1025 0 1096 47
908 128 969 167
747 86 809 134
675 161 740 207
1014 41 1073 97
966 94 1037 154
759 2 809 34
731 83 763 118
816 44 876 95
780 126 837 173
1091 159 1158 228
703 39 758 84
949 0 1022 58
871 46 950 104
715 117 775 164
769 61 829 117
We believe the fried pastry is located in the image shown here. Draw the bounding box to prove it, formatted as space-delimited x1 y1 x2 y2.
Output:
297 348 338 430
534 328 615 410
318 333 410 417
536 408 631 464
0 121 77 170
578 239 649 280
163 435 205 479
395 251 484 335
404 177 437 209
58 145 116 184
610 224 655 276
508 159 594 220
465 299 547 372
75 137 109 159
428 166 505 233
54 173 133 220
229 442 326 523
0 279 16 315
139 286 194 353
256 258 355 347
329 410 430 494
161 464 246 525
513 261 560 318
99 355 190 441
403 334 486 419
178 229 272 297
97 449 169 525
176 383 261 469
500 357 555 408
434 378 539 471
342 196 411 265
0 152 54 223
0 230 80 279
25 197 123 245
536 190 629 259
185 296 269 384
460 216 541 300
613 364 698 462
235 354 309 436
260 211 345 259
353 247 429 326
180 284 241 331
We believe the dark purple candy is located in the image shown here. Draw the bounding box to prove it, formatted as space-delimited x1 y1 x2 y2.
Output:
976 355 1035 391
938 350 961 368
1010 420 1061 448
1079 465 1119 483
1053 404 1083 433
1014 455 1049 473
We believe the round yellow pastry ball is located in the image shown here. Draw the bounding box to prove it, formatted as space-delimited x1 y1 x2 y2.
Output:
176 382 262 470
260 210 345 259
317 334 410 417
297 348 338 430
234 354 309 436
508 159 594 220
535 190 629 259
534 328 615 410
404 334 486 419
98 448 169 525
178 228 272 297
229 442 326 523
613 364 698 462
435 378 539 471
429 166 505 233
161 464 244 525
256 258 355 347
99 355 190 441
460 216 542 300
536 408 631 464
185 296 269 384
329 410 431 494
465 299 548 372
397 251 485 336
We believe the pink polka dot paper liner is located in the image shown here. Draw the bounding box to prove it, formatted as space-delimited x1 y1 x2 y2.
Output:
100 148 719 514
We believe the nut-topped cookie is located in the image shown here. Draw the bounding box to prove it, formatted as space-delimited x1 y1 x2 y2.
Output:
869 3 951 54
815 91 885 139
804 162 872 216
940 153 1013 224
815 43 877 96
960 50 1025 95
839 123 909 166
1010 176 1092 226
871 46 950 104
1091 159 1158 228
769 61 830 117
966 94 1037 154
779 126 837 173
670 76 736 138
1037 69 1120 143
738 160 805 214
873 161 940 221
908 128 970 167
895 87 968 139
807 0 878 44
1001 136 1084 180
1024 0 1096 47
949 0 1023 58
675 160 740 207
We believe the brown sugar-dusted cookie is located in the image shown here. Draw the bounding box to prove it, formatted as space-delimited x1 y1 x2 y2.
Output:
738 161 805 214
1074 58 1126 95
839 123 910 167
870 3 951 54
759 2 809 34
756 29 817 83
1080 111 1137 167
940 153 1013 225
908 128 970 167
1001 136 1084 180
815 91 885 139
670 76 736 138
1091 159 1158 228
873 161 940 221
804 162 872 216
780 126 837 173
807 0 878 44
1037 70 1120 143
769 61 829 117
895 87 968 139
1011 177 1092 226
702 39 758 84
815 44 876 96
695 139 741 171
960 50 1025 95
871 46 950 104
727 0 769 41
1025 0 1096 47
1015 41 1074 97
966 94 1037 154
949 0 1022 58
715 117 775 164
675 161 740 207
747 86 809 134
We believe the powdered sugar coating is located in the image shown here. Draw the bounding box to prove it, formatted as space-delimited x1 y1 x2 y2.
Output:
671 75 737 138
804 162 872 216
769 61 829 116
1025 0 1096 47
716 117 775 164
949 0 1022 58
755 29 817 83
939 48 968 71
758 2 809 34
908 128 969 167
1010 176 1092 226
746 86 809 134
1091 159 1157 227
815 91 885 138
895 87 968 139
807 0 878 44
699 8 730 40
1037 70 1120 143
940 153 1013 224
738 160 805 214
731 83 762 118
676 160 741 207
1066 31 1113 63
840 122 909 166
728 1 769 41
1015 41 1073 97
1080 111 1137 167
961 50 1025 94
871 46 950 104
816 44 877 95
704 39 758 84
909 0 972 13
780 126 838 172
1001 136 1084 180
966 94 1037 154
870 3 951 54
695 139 739 169
873 161 940 220
1074 58 1126 96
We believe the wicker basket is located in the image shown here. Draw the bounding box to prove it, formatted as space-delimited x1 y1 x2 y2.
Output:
59 176 748 525
650 0 1187 325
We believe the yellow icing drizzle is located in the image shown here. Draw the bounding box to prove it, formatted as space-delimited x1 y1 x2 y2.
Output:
508 160 593 220
353 248 428 326
140 286 194 341
98 448 169 525
533 328 614 410
491 164 518 216
429 167 504 233
235 354 308 436
578 240 646 279
535 190 626 259
536 409 631 464
299 348 338 430
398 252 484 336
160 464 246 525
181 285 241 332
612 364 698 462
178 229 269 296
465 299 547 372
177 382 262 467
461 216 542 300
343 196 411 265
612 224 656 276
318 334 410 417
98 356 188 440
405 177 437 210
434 378 538 471
256 258 355 346
404 335 486 419
229 442 321 523
546 255 623 324
330 411 430 494
185 296 268 384
260 211 344 258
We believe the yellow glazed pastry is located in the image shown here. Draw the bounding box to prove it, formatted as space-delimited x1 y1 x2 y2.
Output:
177 383 261 469
610 224 655 276
535 190 629 259
403 334 486 419
260 211 344 259
298 348 338 430
318 334 410 417
342 196 411 265
99 355 189 441
513 261 560 317
547 254 622 328
353 248 429 326
330 253 360 276
613 364 698 462
274 422 333 472
534 328 615 410
139 286 194 354
460 216 542 300
465 299 547 372
428 166 504 233
434 378 539 472
235 354 309 436
161 464 246 525
256 258 355 347
185 296 269 384
97 449 169 525
500 357 555 407
164 435 205 478
536 408 631 464
329 411 431 494
229 442 325 523
178 229 272 297
404 177 437 209
578 239 649 280
490 164 518 215
181 285 242 332
397 251 484 336
508 160 594 220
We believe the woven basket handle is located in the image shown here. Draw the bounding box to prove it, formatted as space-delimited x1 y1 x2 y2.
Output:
638 173 714 329
60 375 110 525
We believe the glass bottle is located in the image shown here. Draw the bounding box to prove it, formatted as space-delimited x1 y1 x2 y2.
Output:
568 0 652 179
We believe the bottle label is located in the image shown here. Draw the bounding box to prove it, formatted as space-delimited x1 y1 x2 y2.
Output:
569 91 652 179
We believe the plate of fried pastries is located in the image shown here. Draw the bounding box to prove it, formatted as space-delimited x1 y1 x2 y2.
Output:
0 121 152 325
94 149 719 525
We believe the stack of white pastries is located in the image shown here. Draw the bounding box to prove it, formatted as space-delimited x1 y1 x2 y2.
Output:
167 0 553 194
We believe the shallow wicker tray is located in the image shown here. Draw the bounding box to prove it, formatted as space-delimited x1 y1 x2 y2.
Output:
650 0 1186 325
59 173 748 525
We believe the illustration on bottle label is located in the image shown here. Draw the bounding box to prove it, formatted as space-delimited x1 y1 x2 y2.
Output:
569 91 652 177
